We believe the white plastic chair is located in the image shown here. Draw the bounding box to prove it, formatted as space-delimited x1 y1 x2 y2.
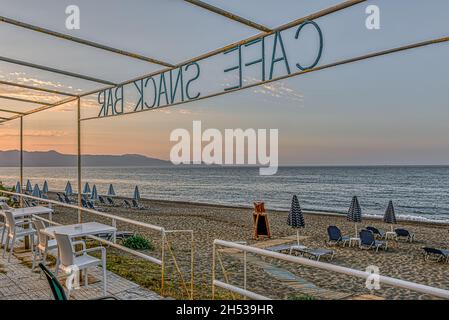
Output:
2 211 36 262
0 202 8 247
54 232 107 297
1 203 29 250
31 220 58 270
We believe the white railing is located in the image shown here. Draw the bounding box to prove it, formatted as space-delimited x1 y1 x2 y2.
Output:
0 190 194 299
212 239 449 300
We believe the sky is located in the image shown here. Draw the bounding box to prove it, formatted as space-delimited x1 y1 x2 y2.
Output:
0 0 448 165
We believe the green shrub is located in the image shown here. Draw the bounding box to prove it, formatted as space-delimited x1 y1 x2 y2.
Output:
123 235 153 250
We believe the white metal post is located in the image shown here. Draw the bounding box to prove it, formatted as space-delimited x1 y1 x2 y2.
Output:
77 98 82 223
212 242 216 300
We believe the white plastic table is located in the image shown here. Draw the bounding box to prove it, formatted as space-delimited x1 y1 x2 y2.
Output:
3 206 54 220
385 231 397 240
349 237 361 247
42 222 116 239
1 206 54 249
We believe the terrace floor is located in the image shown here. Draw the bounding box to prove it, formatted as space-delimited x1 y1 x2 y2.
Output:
0 243 162 300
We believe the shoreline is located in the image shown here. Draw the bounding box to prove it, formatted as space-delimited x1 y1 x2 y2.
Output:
3 183 449 226
101 195 449 227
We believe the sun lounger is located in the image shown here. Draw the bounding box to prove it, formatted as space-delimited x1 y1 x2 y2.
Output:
11 196 19 204
98 195 106 205
366 226 386 239
106 197 116 206
395 228 415 242
359 229 387 252
81 198 88 208
56 193 65 203
290 246 335 261
132 199 144 209
327 226 350 246
23 198 37 207
87 201 97 210
123 199 131 208
266 243 297 253
423 247 449 263
63 194 72 204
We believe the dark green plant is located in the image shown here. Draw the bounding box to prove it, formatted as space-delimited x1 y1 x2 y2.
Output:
122 235 153 250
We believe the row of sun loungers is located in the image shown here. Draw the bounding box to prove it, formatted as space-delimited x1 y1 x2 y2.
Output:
268 224 438 262
55 193 145 210
366 226 415 242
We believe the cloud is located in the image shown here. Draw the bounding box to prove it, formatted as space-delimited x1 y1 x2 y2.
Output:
0 129 68 138
0 69 85 95
222 74 304 105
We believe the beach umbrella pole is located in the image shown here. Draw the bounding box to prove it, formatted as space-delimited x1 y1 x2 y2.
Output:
296 229 299 246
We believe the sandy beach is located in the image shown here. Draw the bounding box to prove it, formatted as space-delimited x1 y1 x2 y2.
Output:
35 192 449 300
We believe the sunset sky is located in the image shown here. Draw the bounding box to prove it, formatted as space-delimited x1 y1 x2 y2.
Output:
0 0 448 165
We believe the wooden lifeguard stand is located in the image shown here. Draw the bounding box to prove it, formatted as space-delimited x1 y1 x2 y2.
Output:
253 201 271 240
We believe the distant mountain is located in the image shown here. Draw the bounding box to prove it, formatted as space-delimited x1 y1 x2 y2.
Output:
0 150 171 167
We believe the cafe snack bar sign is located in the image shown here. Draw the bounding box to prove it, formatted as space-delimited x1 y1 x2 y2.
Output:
97 20 323 117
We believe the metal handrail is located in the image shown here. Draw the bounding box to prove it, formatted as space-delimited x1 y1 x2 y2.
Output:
212 239 449 300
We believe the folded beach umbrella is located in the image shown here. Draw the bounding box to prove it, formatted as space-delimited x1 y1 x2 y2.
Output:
91 185 98 201
83 182 91 194
26 180 32 192
107 184 116 196
42 180 49 194
32 184 41 198
65 181 73 196
133 186 140 200
287 195 305 245
383 200 397 231
15 181 21 193
347 196 362 237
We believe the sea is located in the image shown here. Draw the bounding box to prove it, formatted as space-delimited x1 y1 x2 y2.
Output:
0 166 448 223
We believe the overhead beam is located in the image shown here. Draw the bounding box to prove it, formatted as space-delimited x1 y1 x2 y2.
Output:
4 96 79 123
0 95 54 105
0 55 117 86
78 0 367 98
0 79 76 96
0 108 25 114
184 0 271 32
178 0 366 66
80 35 449 122
0 16 174 68
0 0 367 111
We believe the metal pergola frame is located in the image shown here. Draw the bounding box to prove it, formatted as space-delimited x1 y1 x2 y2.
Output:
0 0 448 221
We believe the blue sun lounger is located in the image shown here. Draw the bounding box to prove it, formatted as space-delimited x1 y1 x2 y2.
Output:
423 247 449 263
359 229 388 252
327 226 350 247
